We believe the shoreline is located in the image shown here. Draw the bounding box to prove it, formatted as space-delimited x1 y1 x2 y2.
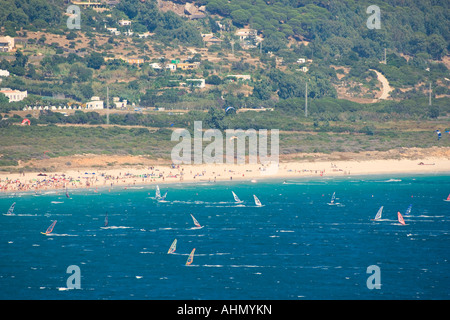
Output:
1 156 449 195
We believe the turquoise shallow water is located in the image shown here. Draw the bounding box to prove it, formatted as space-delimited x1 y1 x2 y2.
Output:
1 174 449 299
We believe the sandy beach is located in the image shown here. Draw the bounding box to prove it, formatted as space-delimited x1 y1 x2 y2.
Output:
1 148 449 194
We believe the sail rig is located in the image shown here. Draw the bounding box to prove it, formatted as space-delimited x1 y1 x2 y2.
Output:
65 186 70 198
232 191 243 203
372 206 383 221
328 192 336 205
397 212 406 225
42 220 57 235
167 239 177 254
155 185 161 199
185 248 196 266
5 202 15 215
253 195 262 207
190 214 202 228
405 204 412 215
104 212 108 227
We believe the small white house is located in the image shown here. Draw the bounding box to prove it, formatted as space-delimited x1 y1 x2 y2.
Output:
0 88 27 102
107 27 121 36
0 69 10 77
227 75 251 81
118 19 131 26
149 63 162 70
165 63 177 71
86 96 104 110
113 97 128 109
186 79 205 88
296 58 306 64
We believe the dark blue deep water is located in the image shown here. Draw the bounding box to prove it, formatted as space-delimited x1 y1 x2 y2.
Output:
1 174 449 299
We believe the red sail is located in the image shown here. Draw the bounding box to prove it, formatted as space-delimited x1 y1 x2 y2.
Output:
397 212 405 225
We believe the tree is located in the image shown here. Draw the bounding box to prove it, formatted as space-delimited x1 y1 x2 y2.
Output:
0 93 9 104
427 34 446 60
205 107 226 130
252 80 272 100
79 84 94 99
231 9 250 27
206 75 222 85
86 52 104 70
66 31 77 40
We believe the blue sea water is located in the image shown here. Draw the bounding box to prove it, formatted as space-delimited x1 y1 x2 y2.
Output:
0 174 449 300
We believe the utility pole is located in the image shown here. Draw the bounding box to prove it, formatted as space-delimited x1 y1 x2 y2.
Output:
305 82 308 118
429 82 432 106
106 86 110 125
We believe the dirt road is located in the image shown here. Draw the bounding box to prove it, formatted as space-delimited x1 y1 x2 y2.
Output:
371 69 392 100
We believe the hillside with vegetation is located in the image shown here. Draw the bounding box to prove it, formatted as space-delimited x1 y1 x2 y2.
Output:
0 0 449 171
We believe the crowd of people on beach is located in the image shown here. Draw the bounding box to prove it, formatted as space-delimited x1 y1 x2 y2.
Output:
0 163 345 194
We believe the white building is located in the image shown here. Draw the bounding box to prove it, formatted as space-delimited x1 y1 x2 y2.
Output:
165 63 177 71
235 29 257 41
299 66 308 73
149 63 162 70
0 36 14 52
138 32 151 38
113 97 127 109
0 88 27 102
186 79 205 88
296 58 306 64
86 96 104 110
0 69 10 77
107 27 121 36
227 74 251 81
118 19 131 26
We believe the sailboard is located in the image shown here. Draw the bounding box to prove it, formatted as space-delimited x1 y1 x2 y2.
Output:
155 185 161 199
372 206 383 221
190 214 202 228
167 239 177 254
4 202 15 215
41 220 57 235
444 194 450 202
253 195 262 207
104 212 108 227
185 248 196 266
232 191 243 204
405 204 412 215
397 212 406 225
328 192 337 205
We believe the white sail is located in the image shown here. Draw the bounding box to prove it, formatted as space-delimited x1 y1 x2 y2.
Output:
155 185 161 199
405 204 412 215
328 192 340 205
232 191 242 203
253 195 262 207
373 206 383 220
5 202 15 215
